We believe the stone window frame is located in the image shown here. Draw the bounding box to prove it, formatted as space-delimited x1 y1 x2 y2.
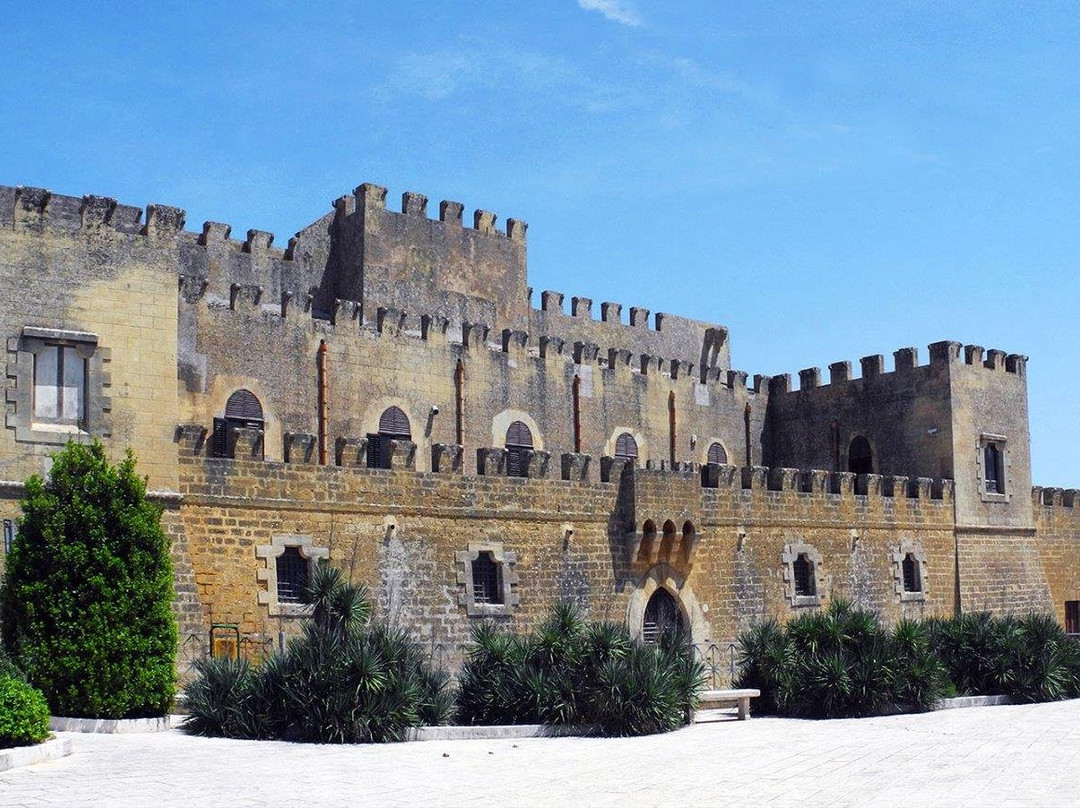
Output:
456 541 519 617
892 541 928 602
256 534 329 617
977 433 1009 503
782 542 824 608
6 327 111 445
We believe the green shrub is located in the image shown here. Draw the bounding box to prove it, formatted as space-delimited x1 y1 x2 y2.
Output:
996 613 1080 703
0 441 177 719
183 564 453 743
456 601 704 736
736 600 947 719
924 612 1003 696
0 675 50 747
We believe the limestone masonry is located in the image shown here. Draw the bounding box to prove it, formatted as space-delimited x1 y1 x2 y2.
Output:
0 181 1077 678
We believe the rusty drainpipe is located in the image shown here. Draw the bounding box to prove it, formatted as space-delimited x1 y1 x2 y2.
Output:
317 339 329 465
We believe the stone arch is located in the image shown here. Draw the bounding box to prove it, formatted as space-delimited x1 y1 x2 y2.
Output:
491 408 544 451
626 564 708 645
847 434 874 475
604 427 646 466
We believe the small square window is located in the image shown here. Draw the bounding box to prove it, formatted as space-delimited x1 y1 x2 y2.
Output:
1066 601 1080 636
457 542 519 616
33 344 87 427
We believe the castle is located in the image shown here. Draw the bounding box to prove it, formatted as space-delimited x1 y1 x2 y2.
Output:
1 181 1078 676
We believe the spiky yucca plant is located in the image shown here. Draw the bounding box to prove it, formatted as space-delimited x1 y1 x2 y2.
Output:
455 601 704 736
183 564 453 743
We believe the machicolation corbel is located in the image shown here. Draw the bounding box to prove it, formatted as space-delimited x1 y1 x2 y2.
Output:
798 368 821 390
377 306 407 337
894 347 918 372
539 335 565 359
229 284 263 312
727 370 748 391
608 348 633 370
179 275 209 304
284 433 317 464
561 453 591 482
474 209 497 234
440 200 464 226
506 218 527 243
929 340 962 366
199 221 233 245
80 195 117 227
243 229 274 253
601 302 622 323
573 342 600 363
571 297 593 319
501 329 529 357
860 355 884 380
431 443 463 473
463 321 491 351
768 374 790 395
541 290 564 313
741 466 769 490
422 314 450 343
281 290 313 320
332 299 361 326
356 183 387 210
143 204 186 241
335 436 367 467
829 361 851 384
984 349 1006 370
14 187 50 228
829 471 855 495
630 307 650 328
402 191 428 216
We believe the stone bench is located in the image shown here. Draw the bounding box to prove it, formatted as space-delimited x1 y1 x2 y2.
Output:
692 688 761 722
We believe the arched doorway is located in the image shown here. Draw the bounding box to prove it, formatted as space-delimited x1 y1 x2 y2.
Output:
642 587 684 643
848 435 873 475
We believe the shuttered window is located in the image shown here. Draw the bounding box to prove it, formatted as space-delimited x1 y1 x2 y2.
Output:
505 420 533 478
368 406 411 469
33 345 86 426
212 389 264 459
707 442 727 465
614 432 638 460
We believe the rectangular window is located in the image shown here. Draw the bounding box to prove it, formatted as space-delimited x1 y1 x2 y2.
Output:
33 345 86 426
1066 601 1080 635
2 520 14 555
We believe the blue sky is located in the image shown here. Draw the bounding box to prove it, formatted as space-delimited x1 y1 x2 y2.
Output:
2 1 1077 484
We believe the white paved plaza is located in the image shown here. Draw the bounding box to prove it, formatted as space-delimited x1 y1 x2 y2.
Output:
3 700 1079 807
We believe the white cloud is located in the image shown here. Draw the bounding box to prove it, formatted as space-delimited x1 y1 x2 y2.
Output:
577 0 643 27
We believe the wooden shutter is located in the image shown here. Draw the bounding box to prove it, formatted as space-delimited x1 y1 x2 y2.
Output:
378 406 411 438
211 418 230 458
506 420 532 448
225 389 264 421
707 442 727 464
615 432 638 459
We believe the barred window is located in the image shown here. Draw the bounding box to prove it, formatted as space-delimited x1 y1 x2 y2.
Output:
902 553 922 593
276 546 310 604
471 552 502 605
793 553 816 597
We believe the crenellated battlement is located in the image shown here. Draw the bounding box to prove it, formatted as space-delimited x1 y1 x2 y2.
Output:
769 340 1027 395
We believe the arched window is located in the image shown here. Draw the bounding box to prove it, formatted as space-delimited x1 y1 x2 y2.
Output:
367 406 411 469
212 389 265 459
643 588 684 644
614 432 638 462
848 435 873 475
707 442 727 465
984 443 1004 494
276 546 310 604
505 420 533 478
902 553 922 593
793 553 816 597
471 552 502 604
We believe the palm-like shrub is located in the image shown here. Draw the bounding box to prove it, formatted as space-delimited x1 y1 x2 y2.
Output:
995 613 1080 703
456 601 704 736
0 441 177 718
183 564 453 743
923 612 1003 696
737 600 947 718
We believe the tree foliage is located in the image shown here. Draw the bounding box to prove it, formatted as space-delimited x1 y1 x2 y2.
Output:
0 441 177 718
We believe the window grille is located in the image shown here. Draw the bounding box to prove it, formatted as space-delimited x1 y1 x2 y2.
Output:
471 552 502 604
614 432 638 460
902 553 922 593
276 546 310 604
793 554 816 597
33 345 86 426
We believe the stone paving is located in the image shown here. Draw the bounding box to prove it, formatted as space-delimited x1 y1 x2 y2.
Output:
3 700 1080 807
